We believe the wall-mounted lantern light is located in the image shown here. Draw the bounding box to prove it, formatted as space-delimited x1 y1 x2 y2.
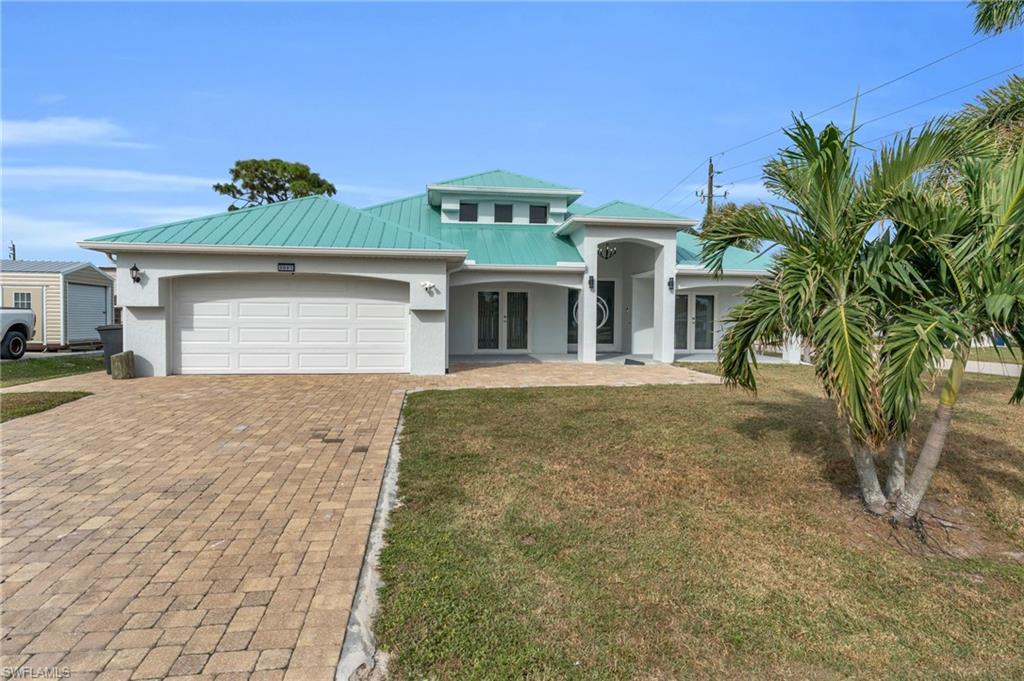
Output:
130 263 142 284
668 277 675 292
588 275 596 291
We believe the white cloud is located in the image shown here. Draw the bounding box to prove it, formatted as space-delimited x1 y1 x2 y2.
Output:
2 166 217 192
0 213 103 250
2 116 149 148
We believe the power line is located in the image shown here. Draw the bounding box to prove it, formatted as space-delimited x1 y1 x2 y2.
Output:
652 34 996 205
713 34 996 158
716 64 1021 185
858 63 1022 128
650 158 707 207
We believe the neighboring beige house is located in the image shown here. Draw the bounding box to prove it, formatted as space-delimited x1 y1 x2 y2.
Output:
0 260 115 350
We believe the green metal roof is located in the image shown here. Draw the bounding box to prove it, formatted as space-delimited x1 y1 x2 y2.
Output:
432 169 579 192
364 194 583 266
84 196 462 252
572 200 695 222
676 231 771 272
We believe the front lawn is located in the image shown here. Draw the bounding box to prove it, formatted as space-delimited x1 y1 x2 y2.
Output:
1 391 91 422
376 365 1024 680
0 354 105 387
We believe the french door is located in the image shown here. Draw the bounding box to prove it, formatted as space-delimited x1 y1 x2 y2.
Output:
674 293 715 351
477 290 529 351
694 295 715 350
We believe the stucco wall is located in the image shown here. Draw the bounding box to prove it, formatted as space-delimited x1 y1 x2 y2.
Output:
448 282 569 355
674 285 746 350
113 251 449 376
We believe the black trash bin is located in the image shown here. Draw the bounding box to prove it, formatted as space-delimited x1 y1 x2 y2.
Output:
96 324 123 374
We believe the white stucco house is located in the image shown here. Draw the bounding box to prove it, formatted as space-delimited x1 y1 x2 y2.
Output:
79 170 781 376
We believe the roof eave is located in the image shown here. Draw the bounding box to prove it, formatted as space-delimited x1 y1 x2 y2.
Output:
78 241 470 262
554 215 699 236
456 262 586 273
675 265 768 276
426 184 585 206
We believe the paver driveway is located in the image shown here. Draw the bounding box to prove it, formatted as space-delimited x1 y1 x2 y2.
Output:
0 363 715 680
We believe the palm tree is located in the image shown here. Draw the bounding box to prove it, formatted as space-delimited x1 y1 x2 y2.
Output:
883 149 1024 523
702 117 1024 522
700 116 962 513
971 0 1024 34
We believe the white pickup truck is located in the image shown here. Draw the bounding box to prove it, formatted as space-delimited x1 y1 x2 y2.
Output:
1 308 36 360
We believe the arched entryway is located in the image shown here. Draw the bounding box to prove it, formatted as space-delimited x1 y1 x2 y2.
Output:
582 237 667 358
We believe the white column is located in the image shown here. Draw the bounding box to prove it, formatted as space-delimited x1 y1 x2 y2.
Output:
651 244 676 363
579 239 598 363
782 336 803 364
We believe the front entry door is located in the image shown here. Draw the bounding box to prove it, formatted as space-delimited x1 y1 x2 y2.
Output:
477 290 529 351
694 294 715 350
567 281 617 351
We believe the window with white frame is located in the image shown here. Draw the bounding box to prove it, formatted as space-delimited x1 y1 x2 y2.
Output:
13 292 32 309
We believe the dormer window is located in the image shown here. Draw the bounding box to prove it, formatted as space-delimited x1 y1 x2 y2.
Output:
494 204 513 223
459 202 479 222
529 204 548 224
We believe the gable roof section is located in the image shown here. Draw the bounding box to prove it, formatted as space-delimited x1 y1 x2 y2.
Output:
1 259 100 274
364 194 583 267
433 169 578 191
571 200 695 222
676 231 771 273
82 196 463 254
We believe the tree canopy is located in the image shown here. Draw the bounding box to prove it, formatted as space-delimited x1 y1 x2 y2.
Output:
213 159 337 211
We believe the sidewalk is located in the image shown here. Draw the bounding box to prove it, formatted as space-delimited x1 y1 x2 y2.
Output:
941 358 1021 378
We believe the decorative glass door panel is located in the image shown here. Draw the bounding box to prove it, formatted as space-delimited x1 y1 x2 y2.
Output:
567 282 615 348
505 292 529 350
477 291 500 350
675 294 688 349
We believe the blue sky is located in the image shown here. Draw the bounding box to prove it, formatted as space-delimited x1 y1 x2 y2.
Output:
2 2 1020 264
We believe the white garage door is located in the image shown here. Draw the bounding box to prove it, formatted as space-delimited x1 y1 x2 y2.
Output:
172 274 409 374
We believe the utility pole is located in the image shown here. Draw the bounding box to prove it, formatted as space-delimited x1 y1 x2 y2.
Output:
697 157 728 217
8 242 15 261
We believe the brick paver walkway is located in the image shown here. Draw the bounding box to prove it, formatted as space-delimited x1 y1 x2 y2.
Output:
0 363 715 680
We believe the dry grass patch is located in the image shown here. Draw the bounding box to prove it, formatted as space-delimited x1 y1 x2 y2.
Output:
376 365 1024 680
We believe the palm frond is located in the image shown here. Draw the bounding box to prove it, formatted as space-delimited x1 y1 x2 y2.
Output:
811 297 884 445
880 303 969 435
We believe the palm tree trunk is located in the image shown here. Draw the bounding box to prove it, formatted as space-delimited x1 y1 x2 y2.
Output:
851 441 887 512
885 437 907 501
894 354 966 523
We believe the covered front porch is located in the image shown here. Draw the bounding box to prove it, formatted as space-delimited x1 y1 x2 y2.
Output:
449 351 789 365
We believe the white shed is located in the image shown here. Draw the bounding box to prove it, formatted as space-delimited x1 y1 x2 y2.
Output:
0 260 115 350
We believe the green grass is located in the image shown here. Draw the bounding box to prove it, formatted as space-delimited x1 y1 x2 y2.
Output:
376 365 1024 680
0 355 105 387
1 391 91 422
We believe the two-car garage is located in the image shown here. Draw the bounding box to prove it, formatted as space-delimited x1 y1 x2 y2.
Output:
171 274 410 374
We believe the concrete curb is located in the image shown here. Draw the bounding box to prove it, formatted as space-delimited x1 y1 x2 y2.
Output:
335 392 407 680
